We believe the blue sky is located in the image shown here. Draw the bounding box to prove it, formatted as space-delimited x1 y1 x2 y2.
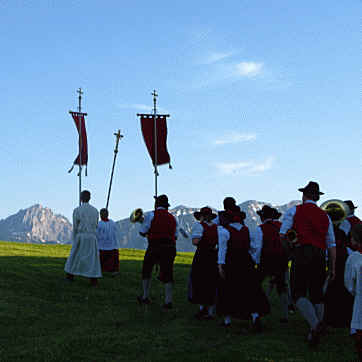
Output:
0 0 361 221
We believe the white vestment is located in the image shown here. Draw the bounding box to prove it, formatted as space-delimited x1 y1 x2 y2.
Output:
344 251 362 330
96 219 121 250
64 203 102 278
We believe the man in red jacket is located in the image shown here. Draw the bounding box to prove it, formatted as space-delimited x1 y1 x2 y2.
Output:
138 194 178 309
280 181 336 347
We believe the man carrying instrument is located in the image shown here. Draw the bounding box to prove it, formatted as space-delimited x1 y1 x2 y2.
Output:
138 194 178 309
280 181 336 347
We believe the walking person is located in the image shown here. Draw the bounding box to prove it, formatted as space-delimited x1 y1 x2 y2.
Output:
64 190 102 286
138 194 178 309
280 181 336 347
97 208 121 276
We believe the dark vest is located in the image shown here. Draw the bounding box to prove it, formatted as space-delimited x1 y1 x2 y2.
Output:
225 225 250 251
260 221 283 256
199 222 218 249
148 209 176 243
294 203 329 249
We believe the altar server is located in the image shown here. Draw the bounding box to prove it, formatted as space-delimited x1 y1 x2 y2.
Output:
344 224 362 360
97 208 121 276
64 190 102 286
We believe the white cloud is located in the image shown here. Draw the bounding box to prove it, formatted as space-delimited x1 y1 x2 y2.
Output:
215 132 257 145
216 157 275 175
234 62 263 77
202 52 234 65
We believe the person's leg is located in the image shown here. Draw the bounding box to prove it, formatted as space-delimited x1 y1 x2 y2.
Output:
139 247 156 303
160 246 176 307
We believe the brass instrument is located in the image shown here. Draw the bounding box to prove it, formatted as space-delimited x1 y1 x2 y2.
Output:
320 199 351 226
130 208 144 223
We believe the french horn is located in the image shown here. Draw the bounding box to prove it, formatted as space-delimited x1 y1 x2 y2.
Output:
320 199 351 225
130 208 144 223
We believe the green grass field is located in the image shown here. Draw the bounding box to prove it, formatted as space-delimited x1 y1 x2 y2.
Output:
0 241 356 362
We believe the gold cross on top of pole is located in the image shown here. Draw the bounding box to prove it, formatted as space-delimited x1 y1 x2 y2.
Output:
114 129 124 153
77 87 83 113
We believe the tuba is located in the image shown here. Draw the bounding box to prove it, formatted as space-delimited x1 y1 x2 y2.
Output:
130 208 144 223
320 199 351 226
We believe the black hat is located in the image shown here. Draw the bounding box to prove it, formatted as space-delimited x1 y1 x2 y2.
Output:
271 208 282 220
223 197 236 210
231 205 246 221
344 200 357 210
155 194 170 208
194 206 217 221
257 205 275 219
298 181 324 195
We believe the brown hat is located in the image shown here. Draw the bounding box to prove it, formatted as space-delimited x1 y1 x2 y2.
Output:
194 206 217 221
298 181 324 195
344 200 357 210
257 205 275 219
155 194 170 208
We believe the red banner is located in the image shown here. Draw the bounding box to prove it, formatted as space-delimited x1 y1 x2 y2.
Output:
69 112 88 173
140 115 171 166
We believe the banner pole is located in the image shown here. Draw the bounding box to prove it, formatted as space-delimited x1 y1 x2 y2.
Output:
77 88 83 206
106 130 123 210
152 90 158 198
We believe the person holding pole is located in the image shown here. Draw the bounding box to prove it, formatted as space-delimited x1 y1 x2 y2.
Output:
138 194 178 309
64 190 102 286
97 208 121 276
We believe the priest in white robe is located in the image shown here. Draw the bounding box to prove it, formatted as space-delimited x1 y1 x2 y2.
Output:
64 190 102 286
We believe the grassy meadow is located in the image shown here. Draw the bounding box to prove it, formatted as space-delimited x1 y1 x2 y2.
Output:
0 241 357 362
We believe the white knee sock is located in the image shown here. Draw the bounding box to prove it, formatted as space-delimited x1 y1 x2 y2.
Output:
142 279 151 299
164 282 173 304
208 304 215 316
296 298 319 330
224 315 231 325
280 292 289 319
314 303 324 323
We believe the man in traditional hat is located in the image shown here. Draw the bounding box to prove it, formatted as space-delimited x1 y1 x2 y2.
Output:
97 208 121 276
64 190 102 286
254 205 289 323
138 194 178 309
340 200 362 252
280 181 336 347
214 197 237 227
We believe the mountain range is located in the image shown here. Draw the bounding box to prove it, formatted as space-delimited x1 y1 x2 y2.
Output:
0 201 300 251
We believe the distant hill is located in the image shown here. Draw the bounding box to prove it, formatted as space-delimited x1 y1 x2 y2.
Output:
0 201 300 251
0 204 72 244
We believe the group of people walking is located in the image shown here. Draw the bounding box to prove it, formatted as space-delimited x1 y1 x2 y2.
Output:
63 183 362 359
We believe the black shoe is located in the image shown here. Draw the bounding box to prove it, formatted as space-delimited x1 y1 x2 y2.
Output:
162 302 173 309
204 314 215 320
137 296 151 305
280 318 288 324
308 329 320 348
194 308 208 320
220 321 231 327
252 316 263 333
